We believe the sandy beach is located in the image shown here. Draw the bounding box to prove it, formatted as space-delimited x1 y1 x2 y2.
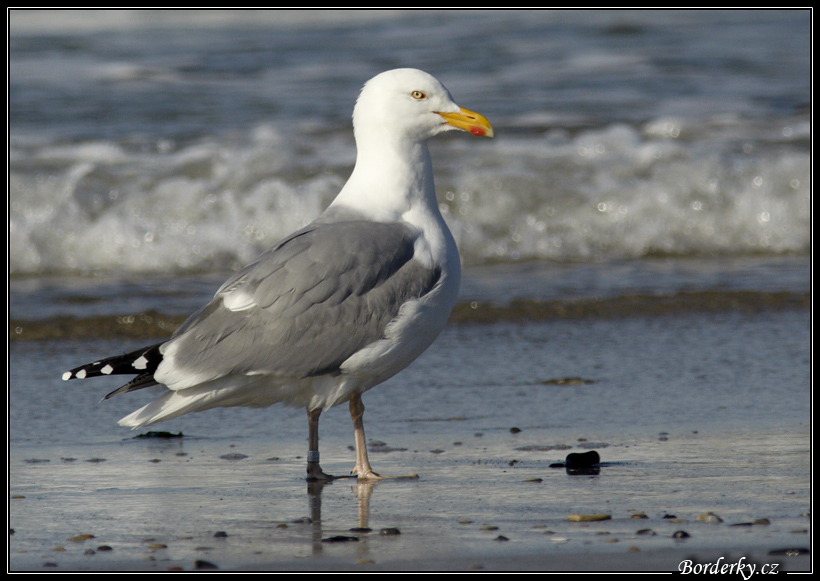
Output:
9 273 812 572
9 402 810 572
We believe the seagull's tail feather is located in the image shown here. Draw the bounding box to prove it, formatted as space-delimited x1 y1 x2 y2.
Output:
62 343 163 399
117 377 269 428
118 390 212 428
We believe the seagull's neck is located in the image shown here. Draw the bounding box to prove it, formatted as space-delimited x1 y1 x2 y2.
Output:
330 133 438 222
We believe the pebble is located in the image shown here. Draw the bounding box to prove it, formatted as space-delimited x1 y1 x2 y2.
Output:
565 451 600 469
568 514 611 522
135 431 183 439
541 377 593 386
768 548 809 556
696 512 723 523
636 529 656 536
672 530 691 539
218 453 248 461
729 519 771 527
379 528 401 536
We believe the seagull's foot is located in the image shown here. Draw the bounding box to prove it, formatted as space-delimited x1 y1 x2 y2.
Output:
306 462 336 482
351 465 419 481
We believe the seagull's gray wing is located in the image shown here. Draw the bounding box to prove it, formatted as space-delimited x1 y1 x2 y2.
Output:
155 219 442 390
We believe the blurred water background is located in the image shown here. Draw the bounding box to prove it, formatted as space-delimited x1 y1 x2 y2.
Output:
9 9 810 455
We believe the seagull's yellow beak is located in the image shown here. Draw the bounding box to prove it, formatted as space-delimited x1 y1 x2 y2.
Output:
437 107 494 138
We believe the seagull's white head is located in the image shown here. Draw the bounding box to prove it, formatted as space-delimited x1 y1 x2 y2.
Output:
352 68 494 144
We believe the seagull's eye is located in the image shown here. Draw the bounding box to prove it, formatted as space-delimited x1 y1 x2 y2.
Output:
411 90 427 100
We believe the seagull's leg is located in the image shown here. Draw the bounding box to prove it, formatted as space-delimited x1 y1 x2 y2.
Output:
306 407 334 481
349 393 382 480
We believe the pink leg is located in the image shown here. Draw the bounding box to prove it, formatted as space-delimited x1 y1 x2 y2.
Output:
349 393 382 480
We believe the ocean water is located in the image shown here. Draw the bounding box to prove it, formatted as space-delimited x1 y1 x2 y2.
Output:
10 9 810 275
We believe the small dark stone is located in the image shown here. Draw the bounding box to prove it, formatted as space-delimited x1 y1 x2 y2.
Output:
135 431 183 439
379 527 401 536
322 535 359 543
213 531 228 538
636 529 656 536
542 377 593 386
195 559 219 569
349 527 372 533
768 548 809 556
672 530 691 538
565 450 600 469
96 545 113 551
494 535 509 542
219 453 248 461
510 427 521 433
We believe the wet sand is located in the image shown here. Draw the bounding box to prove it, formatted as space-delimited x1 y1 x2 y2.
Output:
9 422 810 572
8 259 811 572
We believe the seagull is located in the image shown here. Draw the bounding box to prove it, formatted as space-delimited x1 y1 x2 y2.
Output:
62 68 494 481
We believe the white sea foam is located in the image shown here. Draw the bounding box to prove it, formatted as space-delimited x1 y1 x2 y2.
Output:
9 114 809 276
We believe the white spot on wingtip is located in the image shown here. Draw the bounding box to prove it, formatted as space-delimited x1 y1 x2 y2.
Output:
62 371 72 381
133 355 148 370
76 369 87 379
101 364 114 375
